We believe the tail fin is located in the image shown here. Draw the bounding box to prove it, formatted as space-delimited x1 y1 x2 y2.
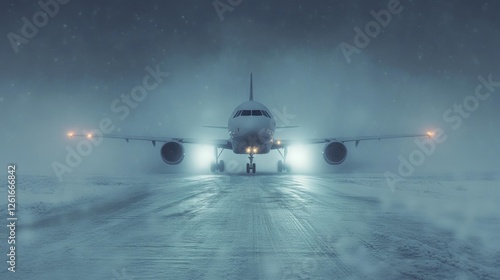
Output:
249 73 253 101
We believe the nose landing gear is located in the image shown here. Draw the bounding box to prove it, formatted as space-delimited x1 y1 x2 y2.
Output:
246 153 256 173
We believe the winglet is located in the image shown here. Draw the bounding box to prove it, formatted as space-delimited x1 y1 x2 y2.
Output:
249 73 253 101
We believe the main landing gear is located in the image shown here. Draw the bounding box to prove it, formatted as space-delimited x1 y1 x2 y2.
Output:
277 147 291 173
210 147 225 173
246 153 256 174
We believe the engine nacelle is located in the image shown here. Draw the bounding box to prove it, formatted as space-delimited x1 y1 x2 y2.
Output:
323 142 348 165
160 142 185 165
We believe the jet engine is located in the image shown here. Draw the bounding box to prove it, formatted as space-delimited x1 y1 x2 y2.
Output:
160 142 185 165
323 142 347 165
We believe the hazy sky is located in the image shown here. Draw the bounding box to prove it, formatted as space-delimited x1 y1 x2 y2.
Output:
1 0 499 177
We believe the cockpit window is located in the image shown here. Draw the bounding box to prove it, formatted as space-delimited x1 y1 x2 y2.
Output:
235 109 271 117
252 110 262 116
241 110 251 116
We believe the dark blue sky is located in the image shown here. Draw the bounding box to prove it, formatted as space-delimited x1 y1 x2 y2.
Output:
2 0 499 81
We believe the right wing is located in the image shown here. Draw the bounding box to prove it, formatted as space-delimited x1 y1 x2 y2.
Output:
271 132 432 149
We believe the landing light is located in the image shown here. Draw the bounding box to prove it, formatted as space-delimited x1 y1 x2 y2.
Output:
427 131 435 137
87 133 93 139
276 140 281 145
252 147 258 153
191 145 213 170
287 145 313 172
246 147 251 154
67 131 74 138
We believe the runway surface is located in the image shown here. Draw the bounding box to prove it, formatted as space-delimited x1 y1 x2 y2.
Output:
3 173 500 279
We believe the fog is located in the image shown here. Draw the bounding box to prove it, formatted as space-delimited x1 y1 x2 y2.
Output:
1 2 500 279
1 0 499 177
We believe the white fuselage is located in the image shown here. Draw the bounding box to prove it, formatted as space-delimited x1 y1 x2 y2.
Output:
227 101 276 154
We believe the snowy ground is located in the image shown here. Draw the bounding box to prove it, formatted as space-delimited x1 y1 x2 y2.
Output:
1 173 499 279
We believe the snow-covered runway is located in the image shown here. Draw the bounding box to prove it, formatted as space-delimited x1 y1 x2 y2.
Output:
3 173 500 279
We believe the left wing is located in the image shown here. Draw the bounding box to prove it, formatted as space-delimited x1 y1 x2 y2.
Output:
67 132 232 149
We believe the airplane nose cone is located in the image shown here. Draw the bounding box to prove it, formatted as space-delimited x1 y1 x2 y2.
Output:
236 126 273 146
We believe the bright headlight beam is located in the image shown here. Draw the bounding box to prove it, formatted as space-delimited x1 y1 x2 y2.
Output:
286 145 312 172
191 145 214 170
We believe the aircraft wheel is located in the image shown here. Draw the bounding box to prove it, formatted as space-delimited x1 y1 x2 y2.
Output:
277 160 283 173
246 163 250 173
218 160 225 172
252 163 256 173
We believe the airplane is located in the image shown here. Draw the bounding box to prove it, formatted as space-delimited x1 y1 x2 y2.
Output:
68 74 433 174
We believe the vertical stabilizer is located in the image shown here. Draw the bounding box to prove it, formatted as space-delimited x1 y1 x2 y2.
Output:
249 73 253 101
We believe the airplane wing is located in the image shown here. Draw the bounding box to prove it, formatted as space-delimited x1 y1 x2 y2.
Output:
202 125 228 129
271 132 432 149
67 132 232 149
